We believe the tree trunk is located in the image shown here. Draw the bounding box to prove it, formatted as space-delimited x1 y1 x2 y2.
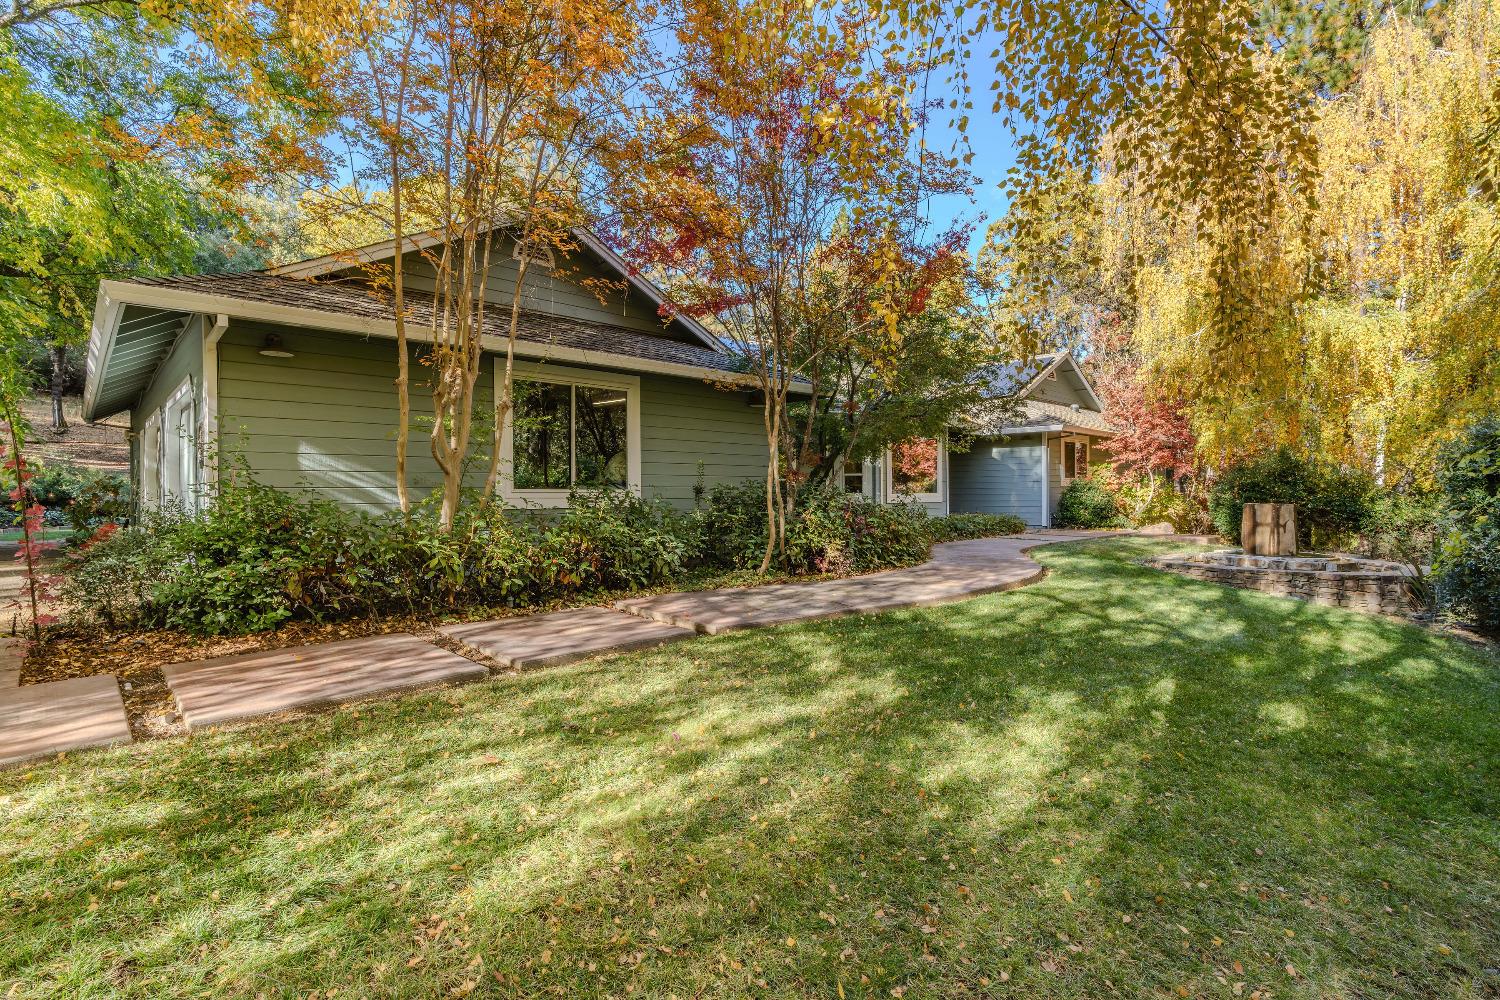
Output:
48 343 67 433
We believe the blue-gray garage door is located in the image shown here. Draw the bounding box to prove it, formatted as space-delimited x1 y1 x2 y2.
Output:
948 437 1046 526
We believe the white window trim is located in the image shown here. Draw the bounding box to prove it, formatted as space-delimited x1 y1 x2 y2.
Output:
1060 433 1090 484
161 377 198 511
884 435 946 504
140 409 162 508
496 360 641 508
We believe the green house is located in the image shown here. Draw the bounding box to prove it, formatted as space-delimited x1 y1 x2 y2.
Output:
82 230 777 515
84 229 1112 526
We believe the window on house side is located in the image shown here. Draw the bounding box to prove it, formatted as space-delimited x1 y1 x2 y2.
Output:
891 438 940 496
513 378 629 491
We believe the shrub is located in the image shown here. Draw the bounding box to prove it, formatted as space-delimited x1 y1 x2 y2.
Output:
1055 477 1124 529
547 490 696 590
1208 448 1375 549
926 512 1028 542
58 525 177 632
1434 418 1500 635
689 481 931 574
0 461 129 534
1106 473 1212 533
60 474 944 637
689 481 771 570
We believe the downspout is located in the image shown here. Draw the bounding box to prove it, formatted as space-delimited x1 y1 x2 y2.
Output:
1041 434 1051 528
201 314 229 489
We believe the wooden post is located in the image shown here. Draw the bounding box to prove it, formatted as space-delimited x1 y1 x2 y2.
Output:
1242 502 1298 555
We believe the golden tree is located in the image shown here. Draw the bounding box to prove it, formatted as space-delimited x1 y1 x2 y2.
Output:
611 0 971 571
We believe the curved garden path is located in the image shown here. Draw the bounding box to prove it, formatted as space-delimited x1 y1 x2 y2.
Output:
1 529 1185 765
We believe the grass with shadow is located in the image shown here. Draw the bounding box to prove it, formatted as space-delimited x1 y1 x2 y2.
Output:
2 538 1497 998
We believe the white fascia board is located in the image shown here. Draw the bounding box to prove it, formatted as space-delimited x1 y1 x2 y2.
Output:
1017 352 1106 413
82 284 127 423
94 279 800 393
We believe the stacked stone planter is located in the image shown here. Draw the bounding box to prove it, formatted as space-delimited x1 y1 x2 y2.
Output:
1148 550 1420 617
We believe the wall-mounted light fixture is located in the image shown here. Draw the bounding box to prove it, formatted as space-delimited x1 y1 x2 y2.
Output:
258 333 294 359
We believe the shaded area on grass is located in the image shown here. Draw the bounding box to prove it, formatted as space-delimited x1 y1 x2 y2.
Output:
2 539 1497 999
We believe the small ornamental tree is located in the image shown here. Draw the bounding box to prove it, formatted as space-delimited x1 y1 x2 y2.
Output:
318 0 644 527
612 0 980 570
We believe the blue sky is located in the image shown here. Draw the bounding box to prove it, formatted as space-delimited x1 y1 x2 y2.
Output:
922 111 1019 255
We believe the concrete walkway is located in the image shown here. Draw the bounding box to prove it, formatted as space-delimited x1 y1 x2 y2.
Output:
615 532 1092 633
4 529 1145 753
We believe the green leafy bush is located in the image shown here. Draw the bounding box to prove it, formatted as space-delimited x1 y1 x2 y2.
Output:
1434 418 1500 635
61 480 697 636
547 490 696 590
926 512 1028 542
61 471 948 637
689 481 931 574
1208 449 1375 548
57 525 176 632
0 461 129 534
1106 473 1212 532
1055 477 1124 529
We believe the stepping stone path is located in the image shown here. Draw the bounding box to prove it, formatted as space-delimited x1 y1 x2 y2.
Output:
440 606 693 669
0 675 132 766
162 633 488 730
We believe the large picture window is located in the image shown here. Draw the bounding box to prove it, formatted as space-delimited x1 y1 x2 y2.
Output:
501 363 640 505
887 436 944 501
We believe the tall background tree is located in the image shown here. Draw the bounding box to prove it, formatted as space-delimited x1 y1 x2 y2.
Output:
0 0 342 432
980 0 1500 494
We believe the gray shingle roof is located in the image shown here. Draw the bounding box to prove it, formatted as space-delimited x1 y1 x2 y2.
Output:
1009 398 1115 434
127 271 756 378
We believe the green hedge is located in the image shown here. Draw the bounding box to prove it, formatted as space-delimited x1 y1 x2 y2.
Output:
1055 478 1124 529
1435 418 1500 635
61 478 938 636
925 512 1028 542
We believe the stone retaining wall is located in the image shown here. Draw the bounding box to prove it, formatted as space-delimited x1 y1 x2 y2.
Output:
1148 556 1418 617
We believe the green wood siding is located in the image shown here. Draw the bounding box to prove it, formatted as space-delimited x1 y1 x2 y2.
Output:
215 322 766 512
638 375 768 507
949 434 1046 526
1028 366 1096 409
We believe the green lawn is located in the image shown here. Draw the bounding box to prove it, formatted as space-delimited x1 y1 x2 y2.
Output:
3 539 1497 999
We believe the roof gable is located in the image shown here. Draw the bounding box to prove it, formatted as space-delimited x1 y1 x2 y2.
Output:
1016 353 1105 412
268 225 724 352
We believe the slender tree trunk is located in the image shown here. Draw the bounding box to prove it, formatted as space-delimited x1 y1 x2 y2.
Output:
48 343 67 433
4 405 41 641
391 184 411 515
484 253 530 499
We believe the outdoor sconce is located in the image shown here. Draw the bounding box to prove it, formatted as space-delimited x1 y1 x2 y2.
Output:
258 333 294 359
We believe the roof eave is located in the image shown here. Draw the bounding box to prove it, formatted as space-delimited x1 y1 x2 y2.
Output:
91 279 803 395
81 284 127 423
